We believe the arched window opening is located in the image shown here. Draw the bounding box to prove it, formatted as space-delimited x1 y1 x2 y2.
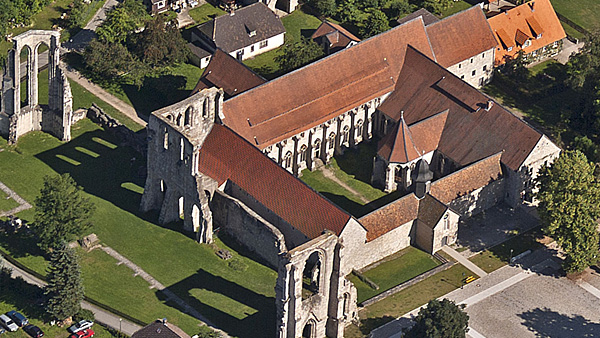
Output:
284 151 292 169
299 145 307 163
356 120 364 138
203 98 209 118
180 138 185 161
302 252 321 300
328 133 335 150
313 139 321 159
343 293 350 318
163 128 169 150
178 196 184 220
214 92 221 118
302 321 314 338
341 126 349 144
176 114 183 127
184 106 193 126
192 204 201 235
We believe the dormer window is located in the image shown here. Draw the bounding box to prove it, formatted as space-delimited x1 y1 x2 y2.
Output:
507 46 513 52
245 23 257 37
523 39 531 48
537 33 542 39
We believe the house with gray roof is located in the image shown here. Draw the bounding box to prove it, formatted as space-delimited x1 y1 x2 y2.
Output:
190 2 285 65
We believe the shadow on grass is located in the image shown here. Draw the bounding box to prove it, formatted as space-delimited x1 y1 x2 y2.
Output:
0 231 46 260
159 269 276 338
0 274 46 321
34 129 150 220
336 139 379 184
359 315 396 335
122 74 189 116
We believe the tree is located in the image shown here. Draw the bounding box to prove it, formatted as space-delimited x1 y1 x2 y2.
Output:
358 9 390 38
504 50 528 82
309 0 337 17
96 0 148 43
84 39 137 81
34 174 95 252
336 0 362 24
403 299 469 338
45 244 84 321
131 14 190 69
421 0 453 15
387 0 412 19
275 37 324 72
536 150 600 273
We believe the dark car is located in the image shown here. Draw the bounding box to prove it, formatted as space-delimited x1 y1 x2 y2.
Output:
23 324 44 338
6 311 28 327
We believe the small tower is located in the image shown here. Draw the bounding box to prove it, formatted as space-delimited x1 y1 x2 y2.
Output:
414 158 433 199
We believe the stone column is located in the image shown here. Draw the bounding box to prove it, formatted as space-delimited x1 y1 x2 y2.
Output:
29 47 37 108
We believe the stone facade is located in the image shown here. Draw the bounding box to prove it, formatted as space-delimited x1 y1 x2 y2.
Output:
140 88 224 243
0 30 73 144
445 48 495 88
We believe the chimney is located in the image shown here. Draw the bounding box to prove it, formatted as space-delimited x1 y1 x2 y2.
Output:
529 1 535 12
485 99 494 111
162 318 168 326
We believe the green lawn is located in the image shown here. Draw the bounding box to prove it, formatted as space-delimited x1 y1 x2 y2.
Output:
529 59 559 76
356 264 475 336
552 0 600 32
188 3 226 24
0 120 278 337
0 190 20 213
301 141 400 217
469 227 545 274
561 21 585 40
440 1 472 18
348 247 441 303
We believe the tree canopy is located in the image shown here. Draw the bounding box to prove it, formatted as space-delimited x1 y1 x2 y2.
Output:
359 9 391 38
34 174 95 252
45 244 85 321
536 150 600 273
403 299 469 338
275 37 324 72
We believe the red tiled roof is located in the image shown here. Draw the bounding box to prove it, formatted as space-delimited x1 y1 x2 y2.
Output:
311 21 361 48
425 6 498 67
430 152 503 204
359 194 419 241
378 46 542 171
191 49 266 98
488 0 566 66
197 124 351 240
378 110 448 163
222 19 435 149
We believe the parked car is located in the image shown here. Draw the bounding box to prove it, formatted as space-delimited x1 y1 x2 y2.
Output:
0 314 18 332
69 329 94 338
23 324 44 338
67 320 93 333
7 311 28 327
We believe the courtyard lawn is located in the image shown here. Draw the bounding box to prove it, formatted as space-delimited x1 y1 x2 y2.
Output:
348 247 441 303
440 1 472 18
0 120 278 337
0 190 20 213
188 3 226 24
469 226 545 273
551 0 600 32
356 264 476 336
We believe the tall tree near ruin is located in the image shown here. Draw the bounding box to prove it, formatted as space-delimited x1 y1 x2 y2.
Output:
403 299 469 338
45 244 84 322
536 150 600 273
34 174 95 252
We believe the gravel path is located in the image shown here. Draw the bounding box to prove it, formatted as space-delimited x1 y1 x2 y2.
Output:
0 181 32 217
320 166 370 204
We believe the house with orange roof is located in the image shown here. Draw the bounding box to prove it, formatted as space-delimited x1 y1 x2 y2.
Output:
487 0 566 66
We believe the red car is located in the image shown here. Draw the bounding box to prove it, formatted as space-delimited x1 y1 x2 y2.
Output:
69 329 94 338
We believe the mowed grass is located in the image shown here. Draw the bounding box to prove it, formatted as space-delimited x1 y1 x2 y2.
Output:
0 189 20 213
0 120 277 337
551 0 600 31
348 247 441 303
469 226 545 273
357 264 476 336
440 0 472 18
188 3 226 24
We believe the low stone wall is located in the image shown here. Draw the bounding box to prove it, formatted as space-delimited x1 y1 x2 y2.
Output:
360 261 455 307
87 104 146 156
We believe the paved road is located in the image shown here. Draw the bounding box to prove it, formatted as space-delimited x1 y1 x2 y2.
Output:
2 256 143 336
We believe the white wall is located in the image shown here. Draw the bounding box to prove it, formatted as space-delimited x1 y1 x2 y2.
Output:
446 47 495 88
230 33 286 61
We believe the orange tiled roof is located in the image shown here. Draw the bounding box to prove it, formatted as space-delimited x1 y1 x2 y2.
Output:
487 0 566 66
378 46 542 171
197 124 351 241
430 152 503 204
425 5 498 67
378 110 448 163
222 18 435 149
